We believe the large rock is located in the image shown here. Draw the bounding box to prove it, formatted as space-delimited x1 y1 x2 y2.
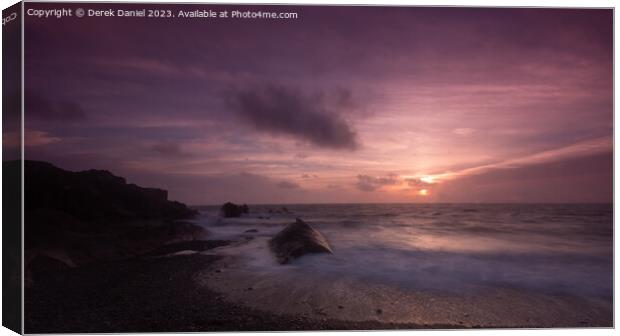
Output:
269 218 333 264
220 202 249 218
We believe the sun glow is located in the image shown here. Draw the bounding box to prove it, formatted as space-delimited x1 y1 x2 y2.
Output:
420 176 435 184
419 189 429 196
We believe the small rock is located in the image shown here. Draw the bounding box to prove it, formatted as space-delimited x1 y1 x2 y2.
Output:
376 309 383 314
215 269 222 273
337 305 344 309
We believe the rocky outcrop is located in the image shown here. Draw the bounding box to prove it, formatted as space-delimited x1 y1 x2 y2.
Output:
6 160 207 284
220 202 249 218
20 160 197 223
269 218 333 264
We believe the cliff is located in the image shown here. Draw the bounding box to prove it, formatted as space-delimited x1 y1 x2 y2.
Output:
19 160 196 222
2 160 204 283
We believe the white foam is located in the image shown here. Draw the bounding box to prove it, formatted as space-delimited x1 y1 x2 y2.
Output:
191 205 612 325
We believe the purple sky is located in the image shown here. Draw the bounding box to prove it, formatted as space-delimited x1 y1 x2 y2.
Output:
19 4 612 204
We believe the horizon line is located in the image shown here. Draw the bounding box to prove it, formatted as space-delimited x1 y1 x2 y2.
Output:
189 201 614 207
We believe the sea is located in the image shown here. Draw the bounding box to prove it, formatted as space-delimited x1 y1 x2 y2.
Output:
190 203 613 325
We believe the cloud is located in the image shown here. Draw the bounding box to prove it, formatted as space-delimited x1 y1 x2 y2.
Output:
21 130 61 147
434 152 612 203
405 178 433 188
277 180 300 189
436 136 613 182
453 128 475 136
25 90 87 121
150 141 190 157
356 173 400 192
227 85 359 150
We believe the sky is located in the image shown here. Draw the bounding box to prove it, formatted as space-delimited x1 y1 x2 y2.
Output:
17 4 613 204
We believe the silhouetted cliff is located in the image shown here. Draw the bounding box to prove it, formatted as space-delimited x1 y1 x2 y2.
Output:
18 160 196 222
3 160 205 283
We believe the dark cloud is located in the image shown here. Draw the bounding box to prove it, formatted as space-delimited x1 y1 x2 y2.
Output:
151 142 190 157
228 85 359 150
277 180 301 189
356 173 400 192
25 90 87 121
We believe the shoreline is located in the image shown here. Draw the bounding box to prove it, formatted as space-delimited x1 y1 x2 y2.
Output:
25 237 612 332
199 237 613 329
25 240 461 333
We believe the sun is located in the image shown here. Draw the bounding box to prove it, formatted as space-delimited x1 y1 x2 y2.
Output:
419 189 429 196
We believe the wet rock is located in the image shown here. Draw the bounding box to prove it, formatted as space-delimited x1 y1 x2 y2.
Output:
244 229 258 233
269 218 333 264
143 240 230 257
220 202 249 218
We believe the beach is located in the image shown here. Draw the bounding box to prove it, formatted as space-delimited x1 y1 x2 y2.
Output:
25 244 458 333
25 203 613 332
